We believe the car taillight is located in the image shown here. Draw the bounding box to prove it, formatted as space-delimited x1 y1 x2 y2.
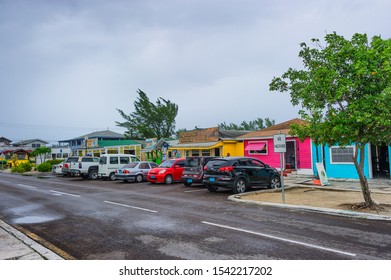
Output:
65 163 69 168
123 170 129 174
204 166 207 171
114 170 118 174
219 166 234 172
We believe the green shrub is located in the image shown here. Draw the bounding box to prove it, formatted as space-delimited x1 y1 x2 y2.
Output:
11 162 33 173
37 162 52 172
46 159 63 165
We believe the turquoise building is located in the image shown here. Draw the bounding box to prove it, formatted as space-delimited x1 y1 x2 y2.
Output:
312 143 390 180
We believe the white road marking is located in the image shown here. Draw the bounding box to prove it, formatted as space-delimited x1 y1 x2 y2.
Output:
202 221 357 257
49 190 81 197
17 184 38 189
104 200 158 213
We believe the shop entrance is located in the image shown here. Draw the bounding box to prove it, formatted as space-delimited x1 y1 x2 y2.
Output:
285 140 296 170
371 145 390 178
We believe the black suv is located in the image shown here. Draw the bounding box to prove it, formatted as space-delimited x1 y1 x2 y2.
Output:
181 156 217 186
203 156 281 193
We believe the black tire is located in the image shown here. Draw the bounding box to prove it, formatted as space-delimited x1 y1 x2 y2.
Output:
232 178 247 194
269 176 281 189
109 172 116 181
183 182 192 187
135 174 143 183
88 170 98 180
206 185 218 192
164 175 173 184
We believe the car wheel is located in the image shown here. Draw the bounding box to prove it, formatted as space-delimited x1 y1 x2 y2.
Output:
135 174 143 183
88 170 98 180
206 185 218 192
164 175 173 184
109 172 116 181
232 178 247 194
269 176 281 189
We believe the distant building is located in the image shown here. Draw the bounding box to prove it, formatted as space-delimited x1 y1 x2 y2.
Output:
169 127 250 158
59 130 126 155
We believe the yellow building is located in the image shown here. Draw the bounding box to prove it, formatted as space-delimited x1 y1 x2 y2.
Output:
168 127 248 158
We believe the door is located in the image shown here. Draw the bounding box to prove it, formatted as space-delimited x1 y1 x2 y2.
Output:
285 140 296 169
249 159 269 185
371 145 390 179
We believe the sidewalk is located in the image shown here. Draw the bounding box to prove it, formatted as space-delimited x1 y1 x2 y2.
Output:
0 219 63 260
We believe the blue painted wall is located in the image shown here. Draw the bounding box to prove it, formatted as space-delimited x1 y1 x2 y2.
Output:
312 144 370 179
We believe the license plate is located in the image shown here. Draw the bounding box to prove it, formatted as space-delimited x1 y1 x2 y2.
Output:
187 179 193 183
151 175 155 179
209 177 215 182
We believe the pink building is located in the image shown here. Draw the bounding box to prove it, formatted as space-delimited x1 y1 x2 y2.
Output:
239 119 313 176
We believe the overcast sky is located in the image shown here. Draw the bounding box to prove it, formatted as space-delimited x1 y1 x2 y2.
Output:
1 0 390 143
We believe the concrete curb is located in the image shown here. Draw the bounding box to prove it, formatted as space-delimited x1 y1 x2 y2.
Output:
0 220 64 260
228 186 391 221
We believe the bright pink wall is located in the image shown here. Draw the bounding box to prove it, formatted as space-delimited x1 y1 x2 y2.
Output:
296 137 312 169
244 137 312 170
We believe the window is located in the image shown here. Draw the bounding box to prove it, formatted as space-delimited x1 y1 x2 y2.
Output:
110 157 118 164
330 146 354 163
139 163 149 169
192 150 200 156
120 157 130 164
32 143 41 148
201 149 211 156
246 141 268 154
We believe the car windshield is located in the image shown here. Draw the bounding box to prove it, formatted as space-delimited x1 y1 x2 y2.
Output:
185 157 201 167
124 162 138 168
159 159 176 168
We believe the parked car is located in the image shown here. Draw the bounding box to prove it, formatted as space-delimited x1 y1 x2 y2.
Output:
115 161 159 183
52 161 64 174
69 156 100 180
203 156 281 193
98 154 140 180
61 156 79 176
147 158 185 184
181 156 217 186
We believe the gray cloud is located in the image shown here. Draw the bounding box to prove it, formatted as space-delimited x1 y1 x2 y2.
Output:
1 0 390 142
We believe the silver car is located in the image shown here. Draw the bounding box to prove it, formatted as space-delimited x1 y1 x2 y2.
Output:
114 161 159 183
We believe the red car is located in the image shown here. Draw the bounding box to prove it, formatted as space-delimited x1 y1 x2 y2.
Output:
147 158 185 184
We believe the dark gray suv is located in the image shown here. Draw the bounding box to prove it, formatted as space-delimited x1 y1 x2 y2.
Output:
203 157 281 193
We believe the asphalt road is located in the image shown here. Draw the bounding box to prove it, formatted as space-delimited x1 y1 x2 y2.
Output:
1 172 391 260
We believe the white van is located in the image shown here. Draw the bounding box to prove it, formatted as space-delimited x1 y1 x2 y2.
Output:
98 154 140 180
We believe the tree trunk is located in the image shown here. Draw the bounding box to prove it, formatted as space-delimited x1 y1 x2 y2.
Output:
352 143 374 207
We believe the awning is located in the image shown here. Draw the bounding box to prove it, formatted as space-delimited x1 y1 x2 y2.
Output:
245 142 266 151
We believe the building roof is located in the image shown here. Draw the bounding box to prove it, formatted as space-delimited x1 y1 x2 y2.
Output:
0 137 12 143
61 130 125 142
238 118 308 139
11 139 49 146
219 130 252 139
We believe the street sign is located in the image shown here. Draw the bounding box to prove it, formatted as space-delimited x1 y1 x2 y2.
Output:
273 134 286 153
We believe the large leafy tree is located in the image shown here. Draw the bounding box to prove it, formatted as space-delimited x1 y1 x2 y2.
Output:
270 32 391 209
219 117 275 131
116 89 179 139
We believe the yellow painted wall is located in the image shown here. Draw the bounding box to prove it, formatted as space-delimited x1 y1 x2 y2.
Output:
222 141 244 157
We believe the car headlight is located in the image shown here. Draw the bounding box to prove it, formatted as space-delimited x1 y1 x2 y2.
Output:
159 170 167 174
